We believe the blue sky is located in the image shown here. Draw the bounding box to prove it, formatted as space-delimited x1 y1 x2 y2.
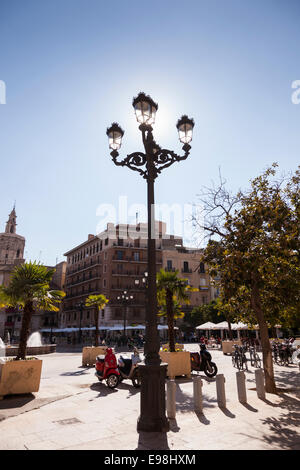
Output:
0 0 299 265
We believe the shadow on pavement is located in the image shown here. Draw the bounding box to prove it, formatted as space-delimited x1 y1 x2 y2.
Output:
218 406 236 418
0 393 35 410
90 382 118 397
60 369 91 376
169 418 180 432
195 411 210 425
240 402 258 412
136 432 170 450
240 392 300 450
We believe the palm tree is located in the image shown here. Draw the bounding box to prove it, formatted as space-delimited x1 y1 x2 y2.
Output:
157 269 197 352
85 294 109 346
0 262 65 360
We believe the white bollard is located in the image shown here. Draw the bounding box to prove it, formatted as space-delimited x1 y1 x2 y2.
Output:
166 379 176 419
236 371 247 404
255 368 265 400
193 376 203 413
216 374 226 408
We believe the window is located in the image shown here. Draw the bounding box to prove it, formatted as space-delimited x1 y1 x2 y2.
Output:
134 252 140 262
167 260 173 270
117 251 123 260
103 279 107 288
199 262 205 274
183 261 189 272
104 264 107 273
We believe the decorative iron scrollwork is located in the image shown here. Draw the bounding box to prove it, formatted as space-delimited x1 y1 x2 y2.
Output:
111 143 191 180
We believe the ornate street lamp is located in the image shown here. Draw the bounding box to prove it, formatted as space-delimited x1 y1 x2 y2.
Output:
117 290 134 337
75 301 85 344
106 92 194 432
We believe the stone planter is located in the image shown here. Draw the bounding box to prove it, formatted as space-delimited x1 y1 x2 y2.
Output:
162 343 184 351
222 340 242 355
82 346 108 367
0 358 43 399
159 350 191 379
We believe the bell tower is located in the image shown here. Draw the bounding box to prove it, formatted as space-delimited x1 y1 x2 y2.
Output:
5 206 17 234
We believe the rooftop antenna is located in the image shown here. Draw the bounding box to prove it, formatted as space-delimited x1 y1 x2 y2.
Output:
136 212 138 225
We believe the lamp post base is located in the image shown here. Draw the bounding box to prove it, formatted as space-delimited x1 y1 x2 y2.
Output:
137 362 170 433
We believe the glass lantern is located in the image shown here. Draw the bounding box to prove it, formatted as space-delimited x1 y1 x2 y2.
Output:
132 92 158 125
176 115 195 144
106 123 124 150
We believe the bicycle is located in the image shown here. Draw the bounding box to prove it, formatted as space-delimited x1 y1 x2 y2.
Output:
238 345 248 371
249 346 261 368
232 344 241 369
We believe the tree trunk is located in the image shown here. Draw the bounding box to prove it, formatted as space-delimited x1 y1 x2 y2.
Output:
16 301 34 360
95 307 99 347
226 317 233 340
166 290 176 352
251 276 277 394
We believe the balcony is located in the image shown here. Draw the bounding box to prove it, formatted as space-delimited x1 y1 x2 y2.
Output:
181 268 192 274
66 262 102 276
65 275 101 288
165 267 175 272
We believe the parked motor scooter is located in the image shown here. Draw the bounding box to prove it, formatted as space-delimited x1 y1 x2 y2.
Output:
95 348 120 388
190 343 218 378
118 348 142 387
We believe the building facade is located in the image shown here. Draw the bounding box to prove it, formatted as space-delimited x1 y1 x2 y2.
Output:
0 207 25 339
61 221 213 332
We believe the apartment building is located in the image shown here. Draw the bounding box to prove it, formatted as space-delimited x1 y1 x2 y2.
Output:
61 222 172 329
162 247 212 308
61 221 214 331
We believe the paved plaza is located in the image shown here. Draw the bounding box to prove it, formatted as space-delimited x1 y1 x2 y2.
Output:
0 344 299 450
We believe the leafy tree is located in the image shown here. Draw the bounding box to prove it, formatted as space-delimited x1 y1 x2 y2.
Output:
85 294 109 346
199 165 300 393
183 300 225 332
156 269 197 352
0 262 65 360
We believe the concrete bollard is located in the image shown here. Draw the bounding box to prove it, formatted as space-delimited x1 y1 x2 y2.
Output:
216 374 226 408
255 368 265 400
236 371 247 404
193 376 203 413
166 379 176 419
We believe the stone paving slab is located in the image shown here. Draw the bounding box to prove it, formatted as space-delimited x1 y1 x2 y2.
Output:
0 347 299 450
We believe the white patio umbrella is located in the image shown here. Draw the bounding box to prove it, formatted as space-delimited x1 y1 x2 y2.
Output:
231 322 248 330
214 321 229 329
157 325 179 330
196 322 217 331
213 321 230 339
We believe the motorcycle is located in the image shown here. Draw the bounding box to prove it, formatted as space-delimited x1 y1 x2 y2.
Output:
190 343 218 378
118 348 142 388
95 348 120 388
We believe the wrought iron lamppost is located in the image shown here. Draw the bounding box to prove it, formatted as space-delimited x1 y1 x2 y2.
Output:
116 290 134 337
75 301 85 344
106 92 194 432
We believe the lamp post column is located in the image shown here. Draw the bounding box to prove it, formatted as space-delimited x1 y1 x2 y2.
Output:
137 157 169 433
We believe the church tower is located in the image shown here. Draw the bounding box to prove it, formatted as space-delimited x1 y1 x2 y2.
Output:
5 206 17 234
0 206 25 286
